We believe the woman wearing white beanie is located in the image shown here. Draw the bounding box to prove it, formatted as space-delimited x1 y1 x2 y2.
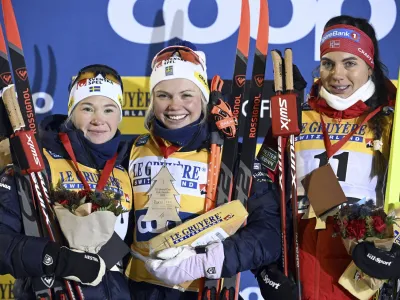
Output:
124 41 281 300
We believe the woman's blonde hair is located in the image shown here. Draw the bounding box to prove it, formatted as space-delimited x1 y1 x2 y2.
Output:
144 90 208 131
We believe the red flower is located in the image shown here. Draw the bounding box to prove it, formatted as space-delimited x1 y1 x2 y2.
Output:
58 199 69 206
372 216 386 233
346 219 366 240
92 203 100 212
333 220 341 233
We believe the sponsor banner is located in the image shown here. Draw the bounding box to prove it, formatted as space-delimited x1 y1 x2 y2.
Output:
119 77 150 136
0 274 15 300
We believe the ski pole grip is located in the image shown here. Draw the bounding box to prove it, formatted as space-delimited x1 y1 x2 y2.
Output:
2 84 24 131
284 48 294 92
271 50 283 93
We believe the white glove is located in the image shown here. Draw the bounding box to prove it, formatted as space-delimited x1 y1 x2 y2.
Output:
145 242 224 286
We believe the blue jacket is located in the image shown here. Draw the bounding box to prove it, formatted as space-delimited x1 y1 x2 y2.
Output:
0 115 131 300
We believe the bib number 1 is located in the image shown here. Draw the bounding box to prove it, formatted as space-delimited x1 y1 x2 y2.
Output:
314 151 349 182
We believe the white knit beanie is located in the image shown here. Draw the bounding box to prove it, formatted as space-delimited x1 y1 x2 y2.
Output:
68 74 123 120
149 46 210 101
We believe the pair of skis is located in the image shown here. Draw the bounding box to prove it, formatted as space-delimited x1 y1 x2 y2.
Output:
0 0 84 299
199 0 270 299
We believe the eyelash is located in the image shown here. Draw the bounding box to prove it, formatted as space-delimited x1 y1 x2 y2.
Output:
156 94 193 99
321 61 357 69
82 107 115 113
344 61 356 68
82 107 93 112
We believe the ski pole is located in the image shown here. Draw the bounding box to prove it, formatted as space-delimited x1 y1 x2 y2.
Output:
284 48 302 297
270 49 301 283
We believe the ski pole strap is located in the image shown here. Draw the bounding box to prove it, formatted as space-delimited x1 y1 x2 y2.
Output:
58 132 117 192
154 136 181 159
209 76 237 139
211 100 237 138
320 105 382 159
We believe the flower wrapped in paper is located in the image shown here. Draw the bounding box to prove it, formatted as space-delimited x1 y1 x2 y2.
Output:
332 201 396 300
51 182 127 254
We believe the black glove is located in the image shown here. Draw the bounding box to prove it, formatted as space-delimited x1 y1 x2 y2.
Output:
292 64 307 92
256 264 297 300
352 242 400 280
42 242 106 286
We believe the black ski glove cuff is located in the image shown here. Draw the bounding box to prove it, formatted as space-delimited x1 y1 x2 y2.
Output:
55 247 105 285
42 243 106 286
256 264 297 300
42 242 61 276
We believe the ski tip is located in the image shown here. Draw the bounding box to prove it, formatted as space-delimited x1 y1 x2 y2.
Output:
255 0 269 56
237 0 250 58
2 0 23 50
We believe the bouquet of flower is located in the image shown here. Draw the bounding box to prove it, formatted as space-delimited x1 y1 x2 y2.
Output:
51 181 127 254
332 200 396 300
332 200 395 242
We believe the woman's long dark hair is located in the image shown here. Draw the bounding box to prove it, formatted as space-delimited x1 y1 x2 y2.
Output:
324 16 392 204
